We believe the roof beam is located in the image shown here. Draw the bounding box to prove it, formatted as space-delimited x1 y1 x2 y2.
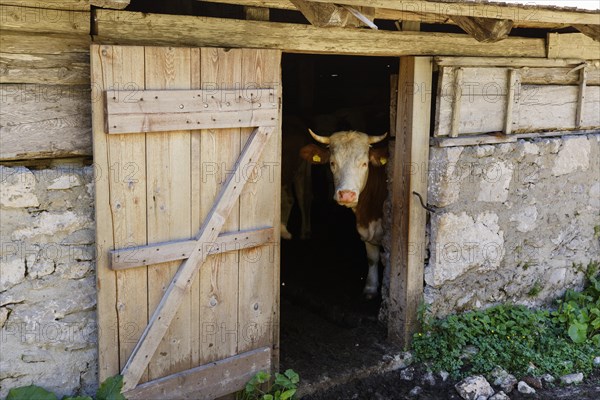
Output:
289 0 374 28
574 24 600 42
309 0 600 26
451 16 513 43
196 1 576 29
90 0 130 9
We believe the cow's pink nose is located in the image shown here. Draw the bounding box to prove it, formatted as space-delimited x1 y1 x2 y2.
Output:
338 190 357 203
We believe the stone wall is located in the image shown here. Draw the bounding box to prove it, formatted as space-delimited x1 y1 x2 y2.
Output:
425 134 600 316
0 165 97 398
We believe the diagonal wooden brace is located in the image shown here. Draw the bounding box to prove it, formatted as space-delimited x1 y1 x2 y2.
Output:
121 126 273 391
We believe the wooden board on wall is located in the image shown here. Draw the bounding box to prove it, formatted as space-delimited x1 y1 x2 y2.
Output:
0 84 91 160
435 66 600 136
0 5 89 34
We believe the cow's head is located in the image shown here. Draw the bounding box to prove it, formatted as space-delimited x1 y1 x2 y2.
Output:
301 129 387 208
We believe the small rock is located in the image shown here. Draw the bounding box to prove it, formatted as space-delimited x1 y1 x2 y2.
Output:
440 371 450 382
489 392 510 400
409 386 423 396
517 381 536 394
593 356 600 367
421 371 436 386
540 373 555 384
560 372 583 385
494 374 518 393
401 366 415 381
460 345 480 360
455 375 495 400
522 376 542 390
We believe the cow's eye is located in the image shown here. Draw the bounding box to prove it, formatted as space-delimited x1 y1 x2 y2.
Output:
330 161 335 167
362 162 367 167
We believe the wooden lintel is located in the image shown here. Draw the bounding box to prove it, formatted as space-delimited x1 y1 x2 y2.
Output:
451 15 513 43
94 10 546 58
434 57 591 68
110 227 275 270
547 33 600 60
124 347 271 400
574 24 600 42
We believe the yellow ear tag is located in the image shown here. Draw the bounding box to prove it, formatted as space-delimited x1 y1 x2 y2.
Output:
380 157 387 165
312 154 321 163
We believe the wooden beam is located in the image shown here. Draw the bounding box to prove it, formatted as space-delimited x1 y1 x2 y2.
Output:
90 0 130 9
0 0 89 10
574 24 600 42
504 69 520 134
449 67 463 138
547 33 600 60
388 56 432 348
431 129 599 148
124 347 271 400
94 10 546 58
451 16 513 43
110 227 275 270
244 5 269 21
120 126 273 391
434 57 593 68
0 5 90 34
576 66 588 128
289 0 372 28
308 0 600 26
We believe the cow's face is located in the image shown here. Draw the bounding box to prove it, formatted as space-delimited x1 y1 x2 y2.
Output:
301 130 387 208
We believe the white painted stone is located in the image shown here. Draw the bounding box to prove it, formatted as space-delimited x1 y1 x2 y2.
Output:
12 211 88 239
426 212 504 287
552 136 590 176
521 141 539 155
560 372 583 385
47 174 82 190
0 258 26 291
429 147 464 207
475 145 495 158
593 356 600 367
0 307 9 329
0 167 39 208
478 160 512 202
28 259 55 279
489 392 510 400
509 205 538 233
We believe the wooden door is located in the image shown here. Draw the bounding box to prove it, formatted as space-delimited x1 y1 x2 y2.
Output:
91 45 281 399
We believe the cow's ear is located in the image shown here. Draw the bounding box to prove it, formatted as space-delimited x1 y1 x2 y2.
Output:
369 147 389 167
300 144 330 164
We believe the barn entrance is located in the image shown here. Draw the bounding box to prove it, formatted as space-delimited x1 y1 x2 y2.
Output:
279 54 403 387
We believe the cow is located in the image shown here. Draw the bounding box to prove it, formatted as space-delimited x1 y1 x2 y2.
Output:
300 129 388 299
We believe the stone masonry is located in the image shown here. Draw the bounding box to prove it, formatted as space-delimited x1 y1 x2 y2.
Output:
425 134 600 316
0 165 97 398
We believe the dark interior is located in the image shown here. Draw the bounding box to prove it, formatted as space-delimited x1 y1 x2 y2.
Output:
279 54 401 383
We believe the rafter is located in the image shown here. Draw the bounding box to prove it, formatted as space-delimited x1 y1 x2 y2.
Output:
289 0 374 28
452 16 513 43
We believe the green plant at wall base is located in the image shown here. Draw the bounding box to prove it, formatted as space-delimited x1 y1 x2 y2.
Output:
552 262 600 345
6 375 126 400
237 369 300 400
412 262 599 380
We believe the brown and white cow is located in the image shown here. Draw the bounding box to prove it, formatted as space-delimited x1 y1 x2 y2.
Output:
300 129 388 298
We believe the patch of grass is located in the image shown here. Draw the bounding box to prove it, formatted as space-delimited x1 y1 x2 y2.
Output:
412 262 599 380
527 281 543 297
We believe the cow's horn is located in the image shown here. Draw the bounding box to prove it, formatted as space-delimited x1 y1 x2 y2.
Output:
368 132 388 144
308 129 330 145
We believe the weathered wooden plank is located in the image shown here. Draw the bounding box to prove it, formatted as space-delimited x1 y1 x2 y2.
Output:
451 16 513 43
434 57 593 68
0 0 89 10
110 228 276 270
90 43 119 384
0 4 89 34
144 46 193 380
309 0 600 26
574 24 600 42
0 30 90 53
520 67 600 86
504 69 520 134
106 88 277 115
198 47 243 367
0 84 91 160
124 347 271 400
121 126 272 391
94 10 547 58
577 67 588 128
238 49 281 363
548 33 600 60
244 5 269 21
289 0 371 28
449 67 463 138
106 108 279 134
1 50 90 84
103 45 150 383
389 74 398 137
388 56 432 348
91 0 129 9
431 129 599 148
